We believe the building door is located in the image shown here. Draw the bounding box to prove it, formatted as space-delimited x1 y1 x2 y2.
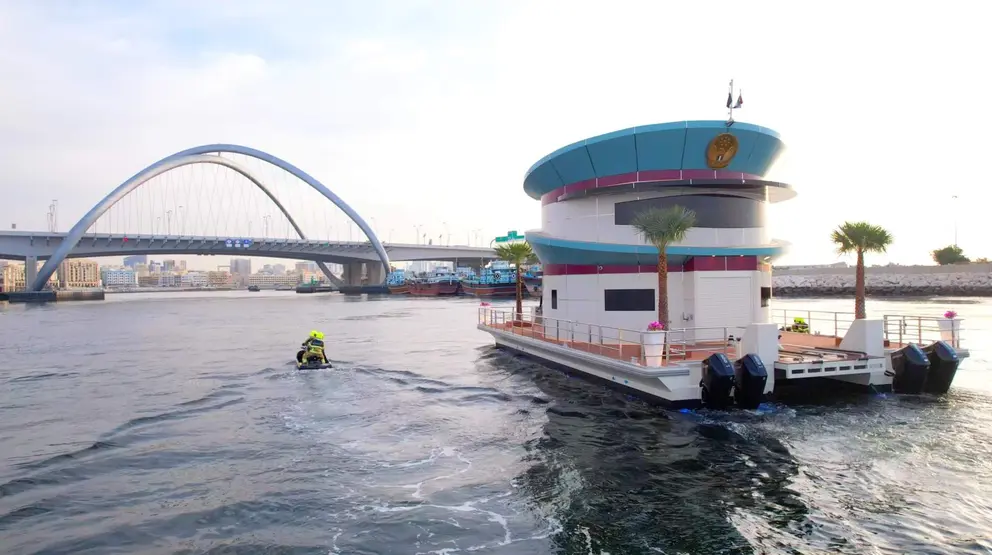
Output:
694 275 754 343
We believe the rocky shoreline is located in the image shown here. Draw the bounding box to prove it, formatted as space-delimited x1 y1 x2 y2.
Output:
773 285 992 298
771 267 992 298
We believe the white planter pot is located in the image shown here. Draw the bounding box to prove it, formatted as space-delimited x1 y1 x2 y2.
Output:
938 318 960 345
643 330 667 367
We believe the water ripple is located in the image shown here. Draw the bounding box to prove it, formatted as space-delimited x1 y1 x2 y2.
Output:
0 292 991 554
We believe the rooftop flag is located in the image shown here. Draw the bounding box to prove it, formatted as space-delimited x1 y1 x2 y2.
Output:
726 79 743 125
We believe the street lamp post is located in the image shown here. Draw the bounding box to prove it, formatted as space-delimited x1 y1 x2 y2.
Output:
178 205 185 236
263 214 271 238
166 210 173 235
952 195 959 246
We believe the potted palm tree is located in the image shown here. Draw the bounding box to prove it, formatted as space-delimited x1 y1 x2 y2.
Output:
830 221 893 319
631 206 697 366
494 240 536 325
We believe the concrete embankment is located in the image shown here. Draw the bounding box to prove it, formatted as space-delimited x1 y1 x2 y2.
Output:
773 263 992 297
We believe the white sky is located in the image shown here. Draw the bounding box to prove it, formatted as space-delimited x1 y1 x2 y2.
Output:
0 0 986 270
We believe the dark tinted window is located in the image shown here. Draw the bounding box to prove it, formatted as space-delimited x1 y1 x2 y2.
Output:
760 286 772 308
604 289 655 311
551 289 558 309
615 194 765 228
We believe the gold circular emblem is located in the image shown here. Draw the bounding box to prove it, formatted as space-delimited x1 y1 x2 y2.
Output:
705 133 739 169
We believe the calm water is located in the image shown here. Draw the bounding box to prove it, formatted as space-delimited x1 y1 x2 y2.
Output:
1 292 991 555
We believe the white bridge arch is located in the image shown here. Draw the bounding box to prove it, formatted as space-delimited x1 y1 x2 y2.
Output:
31 144 390 291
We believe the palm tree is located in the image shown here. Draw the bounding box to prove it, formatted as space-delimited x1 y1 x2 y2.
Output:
493 241 535 321
631 206 697 328
830 221 893 319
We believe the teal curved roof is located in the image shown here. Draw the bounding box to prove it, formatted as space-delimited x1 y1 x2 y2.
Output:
526 232 788 265
523 121 785 199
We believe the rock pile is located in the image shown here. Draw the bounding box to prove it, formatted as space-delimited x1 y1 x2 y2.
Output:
772 272 992 297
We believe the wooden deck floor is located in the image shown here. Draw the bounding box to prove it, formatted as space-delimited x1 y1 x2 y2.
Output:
485 322 875 367
485 321 734 366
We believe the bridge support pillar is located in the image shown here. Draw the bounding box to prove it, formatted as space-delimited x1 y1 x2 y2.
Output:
343 263 364 286
25 256 38 291
366 263 384 285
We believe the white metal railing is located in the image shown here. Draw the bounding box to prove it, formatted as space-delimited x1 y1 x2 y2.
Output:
771 308 855 338
771 308 965 350
881 314 965 350
478 307 746 366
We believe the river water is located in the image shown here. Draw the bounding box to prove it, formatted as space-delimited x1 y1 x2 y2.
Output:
1 292 991 555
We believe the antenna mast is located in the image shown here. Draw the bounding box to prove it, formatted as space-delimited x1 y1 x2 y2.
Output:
725 80 743 127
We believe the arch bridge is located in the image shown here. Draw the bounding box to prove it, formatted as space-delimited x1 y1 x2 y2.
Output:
19 144 425 291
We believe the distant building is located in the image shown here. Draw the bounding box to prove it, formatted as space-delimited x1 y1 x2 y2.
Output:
123 255 147 268
149 261 162 273
261 263 286 275
1 262 55 292
100 267 137 288
181 272 208 287
58 259 100 288
296 261 317 273
159 259 187 272
248 273 298 288
299 270 325 284
157 273 181 287
133 263 150 277
207 270 233 287
230 258 251 276
137 275 159 287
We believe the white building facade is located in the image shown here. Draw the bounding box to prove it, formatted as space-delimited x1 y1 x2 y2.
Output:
523 121 793 340
100 267 137 288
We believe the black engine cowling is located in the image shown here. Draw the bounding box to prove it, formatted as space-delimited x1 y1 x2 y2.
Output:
890 343 931 394
733 353 768 409
701 353 735 409
922 341 960 395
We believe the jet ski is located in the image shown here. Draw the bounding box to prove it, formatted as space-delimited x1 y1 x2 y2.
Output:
296 350 333 369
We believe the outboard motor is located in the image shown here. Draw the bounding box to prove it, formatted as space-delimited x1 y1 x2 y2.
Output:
733 353 768 409
890 344 931 394
922 341 960 395
701 353 735 409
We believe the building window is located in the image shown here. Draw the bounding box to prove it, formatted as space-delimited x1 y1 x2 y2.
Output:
604 289 655 311
615 194 765 228
551 289 558 309
760 286 772 308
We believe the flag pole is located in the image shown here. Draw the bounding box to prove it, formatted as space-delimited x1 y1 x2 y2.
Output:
727 79 735 126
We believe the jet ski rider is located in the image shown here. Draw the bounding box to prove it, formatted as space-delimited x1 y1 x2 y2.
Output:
299 330 329 365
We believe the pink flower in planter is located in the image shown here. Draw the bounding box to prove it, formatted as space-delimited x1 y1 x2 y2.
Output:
647 321 665 331
944 310 957 319
480 302 491 307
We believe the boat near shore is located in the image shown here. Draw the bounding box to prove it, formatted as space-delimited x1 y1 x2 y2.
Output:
409 269 461 297
477 118 970 407
480 306 967 408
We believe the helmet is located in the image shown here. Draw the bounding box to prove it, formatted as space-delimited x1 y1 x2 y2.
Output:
310 330 321 339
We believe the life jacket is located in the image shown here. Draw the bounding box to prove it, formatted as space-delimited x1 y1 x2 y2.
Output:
306 338 325 354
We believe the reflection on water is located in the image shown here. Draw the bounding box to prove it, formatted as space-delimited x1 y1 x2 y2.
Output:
0 292 990 554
